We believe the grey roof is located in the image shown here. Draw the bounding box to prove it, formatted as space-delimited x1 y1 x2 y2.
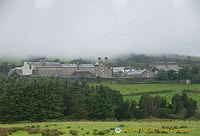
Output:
35 64 95 68
163 68 180 72
61 64 95 68
35 66 63 68
79 64 95 68
61 64 78 67
27 60 95 68
28 62 42 65
167 62 178 65
28 62 61 65
127 69 146 75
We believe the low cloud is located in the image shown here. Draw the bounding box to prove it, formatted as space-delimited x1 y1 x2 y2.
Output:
0 0 200 58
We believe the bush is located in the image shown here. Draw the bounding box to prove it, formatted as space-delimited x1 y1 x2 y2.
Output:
25 128 41 134
45 125 49 127
93 129 110 135
180 125 187 128
42 129 65 136
0 127 22 136
69 130 79 136
119 124 125 127
110 128 114 130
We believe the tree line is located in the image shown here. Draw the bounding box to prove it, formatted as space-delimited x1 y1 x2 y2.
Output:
0 75 123 123
116 93 197 120
0 75 198 123
156 66 200 83
0 62 16 75
112 54 200 68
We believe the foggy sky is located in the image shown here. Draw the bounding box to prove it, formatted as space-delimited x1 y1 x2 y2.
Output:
0 0 200 58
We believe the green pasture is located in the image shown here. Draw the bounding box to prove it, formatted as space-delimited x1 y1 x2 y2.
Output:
96 83 200 95
91 83 200 106
0 121 200 136
124 92 200 106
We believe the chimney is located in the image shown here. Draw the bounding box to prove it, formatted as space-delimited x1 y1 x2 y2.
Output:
98 57 101 64
105 57 108 65
39 58 46 66
77 62 80 70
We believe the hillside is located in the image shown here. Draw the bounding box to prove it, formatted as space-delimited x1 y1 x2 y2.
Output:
91 83 200 106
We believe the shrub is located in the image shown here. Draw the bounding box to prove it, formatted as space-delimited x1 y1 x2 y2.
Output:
69 130 79 136
0 127 22 136
45 125 49 127
93 129 110 135
42 129 65 136
180 125 187 128
25 128 41 134
110 128 114 130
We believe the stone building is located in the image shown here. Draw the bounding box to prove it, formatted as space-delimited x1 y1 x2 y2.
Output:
126 69 155 78
154 62 181 72
154 62 167 69
95 57 112 78
112 67 126 77
10 58 112 78
111 67 132 77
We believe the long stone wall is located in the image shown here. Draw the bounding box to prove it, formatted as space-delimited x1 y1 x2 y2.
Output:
34 67 97 77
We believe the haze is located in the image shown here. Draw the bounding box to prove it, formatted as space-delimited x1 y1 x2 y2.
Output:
0 0 200 58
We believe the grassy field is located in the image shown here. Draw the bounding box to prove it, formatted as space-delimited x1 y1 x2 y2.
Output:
94 83 200 95
90 83 200 106
0 121 200 136
124 92 200 106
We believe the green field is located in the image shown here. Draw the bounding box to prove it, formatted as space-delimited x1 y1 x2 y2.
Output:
0 121 200 136
96 83 200 95
90 83 200 106
124 92 200 106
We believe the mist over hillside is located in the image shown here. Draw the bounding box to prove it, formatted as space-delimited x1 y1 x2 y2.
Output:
0 0 200 58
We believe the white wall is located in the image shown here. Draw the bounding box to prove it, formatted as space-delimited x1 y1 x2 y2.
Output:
22 61 35 75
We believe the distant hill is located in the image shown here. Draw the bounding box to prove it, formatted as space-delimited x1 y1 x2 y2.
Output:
110 54 200 68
